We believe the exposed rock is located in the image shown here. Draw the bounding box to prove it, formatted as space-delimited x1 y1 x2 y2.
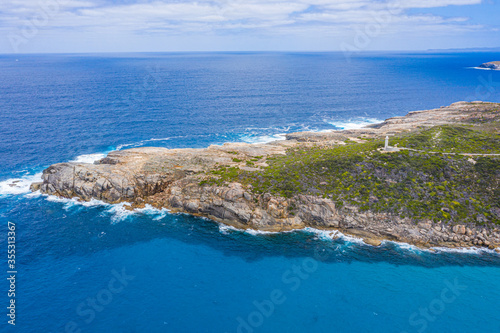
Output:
453 225 466 235
29 182 42 191
32 102 500 250
363 238 382 246
478 61 500 70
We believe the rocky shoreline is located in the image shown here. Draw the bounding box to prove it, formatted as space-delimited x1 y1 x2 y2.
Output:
478 61 500 70
31 102 500 251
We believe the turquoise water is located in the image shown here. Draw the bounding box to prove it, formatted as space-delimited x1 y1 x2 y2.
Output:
1 52 500 332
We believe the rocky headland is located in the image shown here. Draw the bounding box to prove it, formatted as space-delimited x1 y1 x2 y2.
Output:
478 61 500 70
31 102 500 250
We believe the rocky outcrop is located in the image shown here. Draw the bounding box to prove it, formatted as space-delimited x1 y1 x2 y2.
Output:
287 101 500 140
479 61 500 70
147 178 500 249
32 102 500 250
36 144 292 203
39 162 170 203
150 180 342 231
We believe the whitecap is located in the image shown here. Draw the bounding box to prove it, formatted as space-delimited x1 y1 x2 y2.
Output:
134 204 170 220
239 133 287 144
1 152 108 197
1 152 109 197
24 190 42 198
302 227 341 241
0 173 43 196
42 195 171 222
302 227 367 245
69 153 107 164
468 66 499 71
105 202 173 222
116 137 172 150
214 222 500 256
325 117 382 130
337 233 366 245
218 224 241 235
429 246 499 255
105 202 135 222
45 195 109 211
244 228 282 235
383 240 423 253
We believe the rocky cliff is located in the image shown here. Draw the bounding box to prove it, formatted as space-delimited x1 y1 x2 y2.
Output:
31 102 500 250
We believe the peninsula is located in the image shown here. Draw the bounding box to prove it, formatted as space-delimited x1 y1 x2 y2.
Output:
478 61 500 70
31 102 500 250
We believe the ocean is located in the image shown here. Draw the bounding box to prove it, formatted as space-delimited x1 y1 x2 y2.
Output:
1 52 500 332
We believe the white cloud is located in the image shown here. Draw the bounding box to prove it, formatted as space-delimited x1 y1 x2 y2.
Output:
0 0 495 52
395 0 482 9
0 0 485 30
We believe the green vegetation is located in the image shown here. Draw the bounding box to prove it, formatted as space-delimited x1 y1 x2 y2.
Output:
391 125 500 154
200 126 500 225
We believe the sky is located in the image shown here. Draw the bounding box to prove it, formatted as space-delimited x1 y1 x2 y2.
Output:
1 0 499 53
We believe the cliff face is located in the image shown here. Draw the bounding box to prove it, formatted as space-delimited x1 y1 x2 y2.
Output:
149 179 468 248
36 144 293 203
31 102 500 249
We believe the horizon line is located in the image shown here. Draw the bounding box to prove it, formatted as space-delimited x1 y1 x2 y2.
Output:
2 48 500 56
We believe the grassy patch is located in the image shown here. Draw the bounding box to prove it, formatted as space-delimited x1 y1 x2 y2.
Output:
201 129 500 225
392 125 500 154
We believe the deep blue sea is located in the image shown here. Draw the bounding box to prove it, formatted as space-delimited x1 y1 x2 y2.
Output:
1 52 500 333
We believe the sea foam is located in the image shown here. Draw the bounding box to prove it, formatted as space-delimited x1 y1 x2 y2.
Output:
429 246 499 255
325 117 382 130
1 151 109 197
69 153 107 164
469 66 498 71
116 137 173 150
218 224 241 235
0 173 43 196
239 133 287 144
43 193 170 223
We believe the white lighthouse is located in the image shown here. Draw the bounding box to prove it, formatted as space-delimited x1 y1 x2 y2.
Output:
383 135 399 152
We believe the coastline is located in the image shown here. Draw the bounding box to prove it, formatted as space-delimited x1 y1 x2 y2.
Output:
29 101 500 251
21 190 500 254
477 61 500 70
